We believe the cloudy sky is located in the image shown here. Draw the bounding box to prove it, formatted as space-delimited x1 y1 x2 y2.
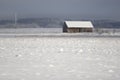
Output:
0 0 120 20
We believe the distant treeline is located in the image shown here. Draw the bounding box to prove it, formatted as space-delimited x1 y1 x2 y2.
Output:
0 18 120 28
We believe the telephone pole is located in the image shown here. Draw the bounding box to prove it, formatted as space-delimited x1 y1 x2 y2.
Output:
14 13 17 27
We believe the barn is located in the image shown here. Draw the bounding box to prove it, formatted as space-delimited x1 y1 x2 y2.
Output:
63 21 94 33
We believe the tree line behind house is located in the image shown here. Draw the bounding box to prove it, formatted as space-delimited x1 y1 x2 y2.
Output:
0 18 120 28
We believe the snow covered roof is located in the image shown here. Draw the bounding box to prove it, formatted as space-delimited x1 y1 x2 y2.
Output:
65 21 94 28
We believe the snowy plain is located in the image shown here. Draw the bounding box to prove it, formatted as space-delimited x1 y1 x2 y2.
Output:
0 36 120 80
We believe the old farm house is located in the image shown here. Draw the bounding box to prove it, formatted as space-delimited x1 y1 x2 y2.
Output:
63 21 94 33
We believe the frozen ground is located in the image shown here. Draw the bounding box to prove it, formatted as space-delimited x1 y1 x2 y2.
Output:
0 36 120 80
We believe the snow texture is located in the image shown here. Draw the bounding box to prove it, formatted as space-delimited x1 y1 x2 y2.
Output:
0 37 120 80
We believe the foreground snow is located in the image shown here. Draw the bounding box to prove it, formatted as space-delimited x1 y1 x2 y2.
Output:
0 37 120 80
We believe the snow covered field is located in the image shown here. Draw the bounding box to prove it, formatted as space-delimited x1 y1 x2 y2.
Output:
0 36 120 80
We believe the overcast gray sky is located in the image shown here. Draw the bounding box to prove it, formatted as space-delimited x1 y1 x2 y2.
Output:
0 0 120 20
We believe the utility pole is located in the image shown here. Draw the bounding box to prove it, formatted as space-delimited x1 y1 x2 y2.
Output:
14 12 17 27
